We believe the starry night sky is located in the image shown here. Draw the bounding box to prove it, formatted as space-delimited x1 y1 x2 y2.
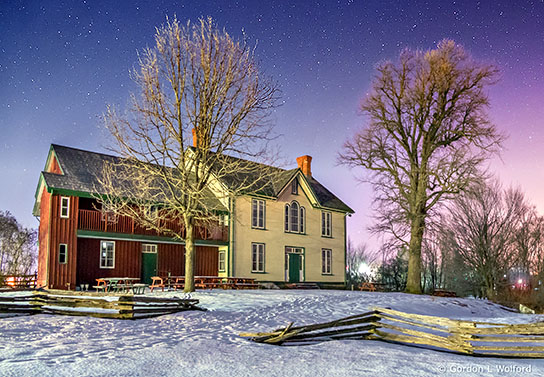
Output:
1 0 543 249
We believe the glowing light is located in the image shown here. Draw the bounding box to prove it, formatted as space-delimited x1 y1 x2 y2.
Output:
6 277 15 287
358 262 371 275
518 279 523 285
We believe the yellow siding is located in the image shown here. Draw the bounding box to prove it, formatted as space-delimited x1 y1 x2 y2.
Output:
232 180 346 284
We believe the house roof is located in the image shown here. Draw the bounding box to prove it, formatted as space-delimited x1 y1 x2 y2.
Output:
189 147 298 198
34 144 227 214
35 144 353 215
188 147 354 213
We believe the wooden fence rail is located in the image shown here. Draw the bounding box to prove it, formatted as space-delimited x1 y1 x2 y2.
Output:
0 289 203 319
241 307 544 358
0 274 37 289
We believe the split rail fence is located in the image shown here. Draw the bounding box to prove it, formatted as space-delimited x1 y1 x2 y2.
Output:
241 307 544 358
0 289 202 319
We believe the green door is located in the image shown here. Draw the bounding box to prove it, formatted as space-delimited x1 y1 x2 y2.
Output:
288 254 301 283
141 252 157 285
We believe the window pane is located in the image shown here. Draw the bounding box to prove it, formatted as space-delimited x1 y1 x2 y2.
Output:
252 200 257 227
59 244 67 264
260 244 264 272
285 205 289 231
321 212 325 235
322 250 326 273
60 197 69 218
291 203 299 232
258 201 264 228
300 207 305 233
252 244 257 271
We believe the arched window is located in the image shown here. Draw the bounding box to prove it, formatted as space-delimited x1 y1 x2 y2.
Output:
285 201 305 234
290 202 299 232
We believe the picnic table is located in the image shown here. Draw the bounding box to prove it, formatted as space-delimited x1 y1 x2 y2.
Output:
359 282 386 292
195 276 259 290
432 289 457 297
149 276 259 291
94 277 141 293
224 277 259 289
150 276 185 292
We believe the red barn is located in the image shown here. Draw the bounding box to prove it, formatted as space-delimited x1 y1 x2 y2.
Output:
33 144 228 289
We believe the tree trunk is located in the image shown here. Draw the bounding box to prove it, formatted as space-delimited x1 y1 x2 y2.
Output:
184 218 195 293
406 214 425 294
484 274 495 299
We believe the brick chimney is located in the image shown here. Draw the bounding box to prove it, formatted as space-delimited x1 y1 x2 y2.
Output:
296 155 312 177
192 128 198 147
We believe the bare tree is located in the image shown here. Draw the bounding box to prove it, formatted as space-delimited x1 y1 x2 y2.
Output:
439 180 526 298
513 207 544 278
0 211 37 275
377 246 409 292
98 17 279 292
339 40 503 293
346 239 378 287
421 227 443 293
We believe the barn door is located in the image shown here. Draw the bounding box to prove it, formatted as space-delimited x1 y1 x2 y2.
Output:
288 254 301 283
141 244 158 284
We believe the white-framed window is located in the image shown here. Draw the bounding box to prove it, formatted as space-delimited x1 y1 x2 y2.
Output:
251 199 265 229
322 248 332 275
100 240 115 269
218 250 226 272
285 201 306 234
251 243 265 273
291 179 298 195
321 211 332 237
58 244 67 264
142 244 157 253
60 197 70 218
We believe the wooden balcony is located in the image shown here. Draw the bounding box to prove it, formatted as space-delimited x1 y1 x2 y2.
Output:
78 209 228 242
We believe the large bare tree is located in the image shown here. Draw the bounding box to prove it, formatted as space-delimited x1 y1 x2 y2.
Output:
98 17 279 292
339 40 503 293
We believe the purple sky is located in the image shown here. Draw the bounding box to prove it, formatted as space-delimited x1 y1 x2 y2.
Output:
1 1 543 250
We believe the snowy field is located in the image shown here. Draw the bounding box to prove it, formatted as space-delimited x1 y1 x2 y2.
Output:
1 290 543 377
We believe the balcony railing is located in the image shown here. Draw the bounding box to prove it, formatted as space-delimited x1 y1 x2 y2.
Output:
78 209 228 242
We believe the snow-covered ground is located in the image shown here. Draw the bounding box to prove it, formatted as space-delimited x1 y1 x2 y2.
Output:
1 290 543 376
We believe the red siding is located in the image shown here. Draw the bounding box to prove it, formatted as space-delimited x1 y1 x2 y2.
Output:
158 243 184 276
157 245 218 276
47 195 79 289
195 246 219 276
37 188 51 287
47 154 62 174
76 238 141 285
76 239 218 285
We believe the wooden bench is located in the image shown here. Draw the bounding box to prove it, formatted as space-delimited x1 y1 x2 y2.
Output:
0 274 37 289
171 278 184 291
94 279 108 292
132 283 148 294
150 277 165 292
432 289 457 297
235 283 259 289
360 282 376 292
